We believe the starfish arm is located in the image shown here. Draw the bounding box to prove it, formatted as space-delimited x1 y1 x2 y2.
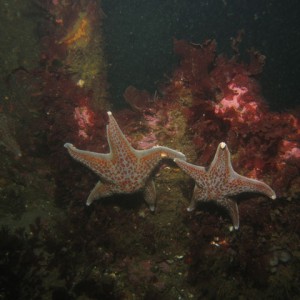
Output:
229 173 276 199
209 142 234 178
219 197 240 229
136 146 186 174
188 183 213 211
174 158 206 183
143 179 156 211
187 185 202 211
86 181 114 206
152 146 186 161
107 112 135 161
64 143 113 182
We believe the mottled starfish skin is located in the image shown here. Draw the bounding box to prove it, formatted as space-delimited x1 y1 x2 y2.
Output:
64 111 186 210
174 142 276 229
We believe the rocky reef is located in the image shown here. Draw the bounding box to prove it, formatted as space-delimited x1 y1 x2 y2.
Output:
0 0 299 299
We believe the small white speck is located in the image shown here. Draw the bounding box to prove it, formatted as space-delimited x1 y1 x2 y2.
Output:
220 142 226 149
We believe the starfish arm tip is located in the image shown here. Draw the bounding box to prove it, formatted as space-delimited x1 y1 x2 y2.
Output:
261 184 276 200
149 205 155 212
187 206 194 212
64 143 72 148
107 111 112 116
179 152 187 160
220 142 227 149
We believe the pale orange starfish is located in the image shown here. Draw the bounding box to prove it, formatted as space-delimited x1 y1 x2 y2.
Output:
174 142 276 229
65 111 186 210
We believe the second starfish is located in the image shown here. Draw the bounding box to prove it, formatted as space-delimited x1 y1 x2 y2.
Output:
174 142 276 229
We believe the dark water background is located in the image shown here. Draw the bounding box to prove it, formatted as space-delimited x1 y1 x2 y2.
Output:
102 0 300 110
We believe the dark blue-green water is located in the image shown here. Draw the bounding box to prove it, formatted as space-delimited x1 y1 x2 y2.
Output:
102 0 300 110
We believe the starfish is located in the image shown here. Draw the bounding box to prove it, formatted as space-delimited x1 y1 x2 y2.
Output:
174 142 276 229
64 111 186 210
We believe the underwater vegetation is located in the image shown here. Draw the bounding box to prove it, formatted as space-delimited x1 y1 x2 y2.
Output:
0 0 299 299
124 38 299 199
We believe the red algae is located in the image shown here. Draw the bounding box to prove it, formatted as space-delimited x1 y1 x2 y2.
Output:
165 39 299 198
123 37 299 205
